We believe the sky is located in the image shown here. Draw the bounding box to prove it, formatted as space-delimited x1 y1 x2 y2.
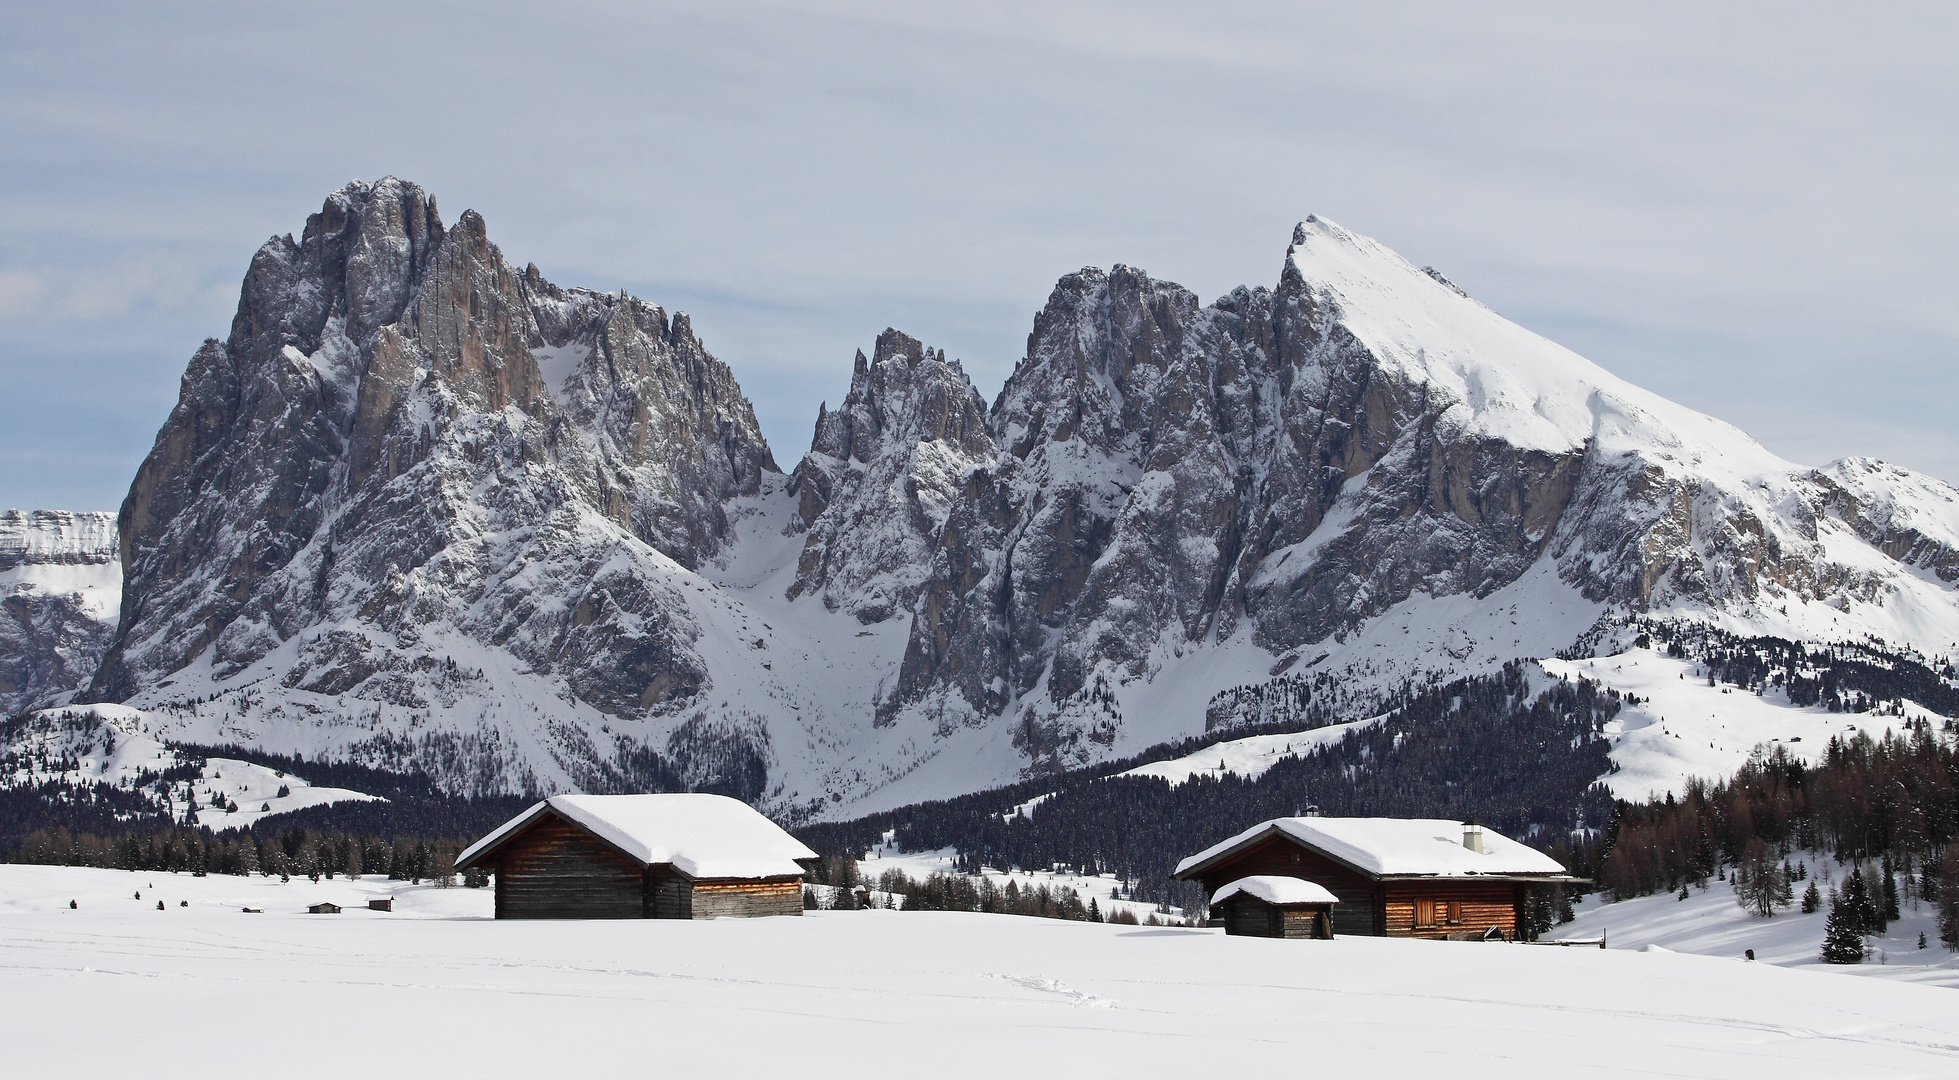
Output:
2 1 1954 512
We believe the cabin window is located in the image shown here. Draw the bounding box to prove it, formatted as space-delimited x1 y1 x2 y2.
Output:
1414 899 1437 928
1445 900 1462 925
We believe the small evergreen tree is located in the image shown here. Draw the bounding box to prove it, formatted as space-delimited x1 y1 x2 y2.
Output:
1841 868 1878 935
1820 894 1865 964
1880 856 1901 923
1800 879 1822 914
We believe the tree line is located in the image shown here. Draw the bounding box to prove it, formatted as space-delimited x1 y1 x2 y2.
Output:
800 661 1622 911
6 821 490 886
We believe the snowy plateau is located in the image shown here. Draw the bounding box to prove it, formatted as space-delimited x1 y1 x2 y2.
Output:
3 864 1958 1078
4 176 1959 826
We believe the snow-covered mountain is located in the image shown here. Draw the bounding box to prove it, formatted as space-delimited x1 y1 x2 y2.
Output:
1 510 119 716
39 181 1959 818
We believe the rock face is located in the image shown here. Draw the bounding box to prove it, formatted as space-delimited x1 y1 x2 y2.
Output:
88 179 778 793
67 184 1959 811
831 219 1959 771
0 510 119 716
787 329 994 626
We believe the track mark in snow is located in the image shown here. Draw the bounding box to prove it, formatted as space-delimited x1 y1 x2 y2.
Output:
993 974 1118 1008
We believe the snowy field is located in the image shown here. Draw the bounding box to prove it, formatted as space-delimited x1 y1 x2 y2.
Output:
855 844 1177 921
1561 854 1959 988
5 866 1959 1078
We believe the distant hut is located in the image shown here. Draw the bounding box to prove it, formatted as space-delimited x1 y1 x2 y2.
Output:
1175 818 1579 940
454 794 817 920
1211 875 1337 939
307 902 342 914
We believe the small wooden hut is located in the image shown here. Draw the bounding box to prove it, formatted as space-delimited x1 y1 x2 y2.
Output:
455 793 816 920
1175 817 1580 940
307 902 341 914
1211 875 1337 939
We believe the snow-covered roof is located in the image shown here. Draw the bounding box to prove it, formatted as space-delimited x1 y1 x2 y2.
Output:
1175 817 1567 880
456 794 817 879
1212 875 1338 907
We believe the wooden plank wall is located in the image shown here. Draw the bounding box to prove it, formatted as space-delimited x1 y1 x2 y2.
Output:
493 817 644 919
690 878 803 919
1380 880 1520 939
1280 908 1333 940
646 869 691 919
1221 897 1279 937
1196 835 1380 936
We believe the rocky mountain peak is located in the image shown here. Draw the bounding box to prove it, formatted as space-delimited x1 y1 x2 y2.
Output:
86 179 777 791
787 328 993 624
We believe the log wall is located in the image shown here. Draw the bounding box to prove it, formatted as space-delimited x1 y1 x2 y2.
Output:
690 878 803 919
1220 896 1334 939
646 869 691 919
493 817 644 919
1381 880 1521 940
1221 896 1280 937
1281 908 1334 940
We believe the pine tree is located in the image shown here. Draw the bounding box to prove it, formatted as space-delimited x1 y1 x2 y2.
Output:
1880 856 1901 923
1841 867 1877 935
1800 880 1822 914
1820 894 1865 964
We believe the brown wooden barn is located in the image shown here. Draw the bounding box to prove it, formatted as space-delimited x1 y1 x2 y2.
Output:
455 794 816 920
1211 875 1337 939
1174 817 1579 941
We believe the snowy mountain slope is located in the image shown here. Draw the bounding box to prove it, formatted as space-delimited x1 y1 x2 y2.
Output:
0 510 119 716
1542 645 1939 801
1 704 378 828
59 179 1959 817
842 216 1959 797
1561 852 1959 988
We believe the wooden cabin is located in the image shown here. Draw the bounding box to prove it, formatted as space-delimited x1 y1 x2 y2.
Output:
1174 817 1578 941
1211 875 1337 939
307 902 341 914
454 793 816 920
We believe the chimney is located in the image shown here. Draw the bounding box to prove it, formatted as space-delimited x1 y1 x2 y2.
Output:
1462 824 1485 854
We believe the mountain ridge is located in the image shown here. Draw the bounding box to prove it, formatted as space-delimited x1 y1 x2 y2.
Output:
7 179 1954 820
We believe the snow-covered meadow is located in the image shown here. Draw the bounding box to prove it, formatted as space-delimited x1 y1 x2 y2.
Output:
1560 854 1959 988
4 865 1957 1078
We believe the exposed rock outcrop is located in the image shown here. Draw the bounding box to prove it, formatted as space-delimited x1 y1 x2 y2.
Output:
87 179 777 792
0 510 119 716
787 328 994 625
